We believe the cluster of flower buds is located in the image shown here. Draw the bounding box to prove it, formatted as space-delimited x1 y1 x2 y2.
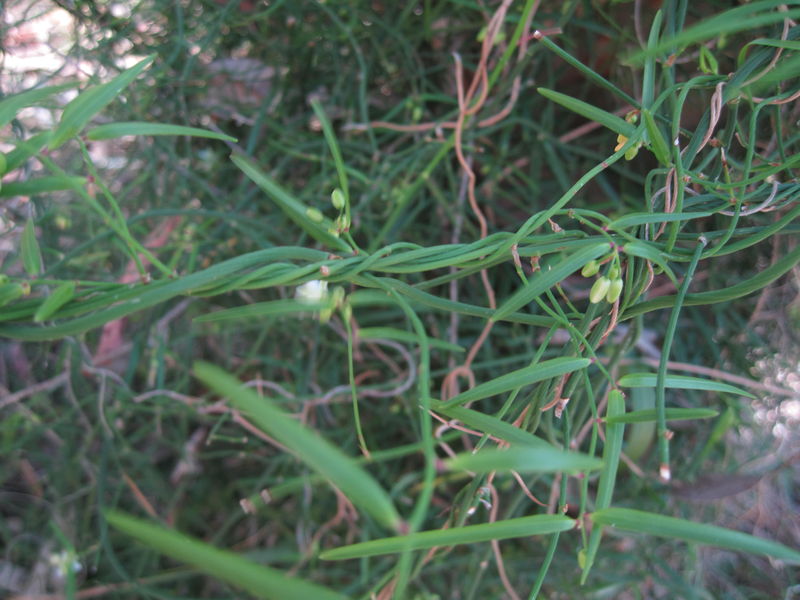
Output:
582 258 624 304
614 111 642 161
330 188 350 235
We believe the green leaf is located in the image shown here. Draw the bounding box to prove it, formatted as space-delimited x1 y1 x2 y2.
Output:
4 131 53 173
231 153 352 252
442 357 591 408
591 507 800 563
623 243 800 320
435 405 551 448
106 511 347 600
310 99 350 214
359 279 555 327
320 514 575 560
194 299 330 322
0 283 26 307
606 407 718 424
608 211 711 230
581 389 626 582
86 122 236 142
194 362 402 531
618 372 755 398
21 219 43 276
34 282 76 322
0 83 78 128
447 446 602 474
492 243 610 322
594 390 626 510
628 4 800 64
642 109 671 166
0 247 327 340
538 88 636 138
49 55 156 149
621 241 677 285
0 176 86 197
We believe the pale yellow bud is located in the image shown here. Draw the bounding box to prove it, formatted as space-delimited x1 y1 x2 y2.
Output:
589 277 611 304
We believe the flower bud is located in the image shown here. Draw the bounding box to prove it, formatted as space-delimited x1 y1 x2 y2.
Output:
589 276 611 304
606 278 624 303
581 260 599 277
305 207 324 223
608 264 620 280
331 188 345 210
624 144 640 161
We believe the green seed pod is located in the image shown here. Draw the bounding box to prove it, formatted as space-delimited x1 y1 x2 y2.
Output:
606 278 624 303
589 277 611 304
331 188 345 210
305 207 324 223
581 260 599 277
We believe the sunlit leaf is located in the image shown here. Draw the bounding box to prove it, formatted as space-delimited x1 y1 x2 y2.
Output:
320 514 575 560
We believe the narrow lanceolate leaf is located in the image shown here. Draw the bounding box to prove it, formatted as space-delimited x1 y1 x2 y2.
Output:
0 283 25 307
621 241 677 285
608 211 711 231
106 511 347 600
642 109 671 166
231 153 351 252
0 176 86 198
628 4 800 64
194 300 330 322
537 88 636 138
606 408 718 424
591 508 800 563
447 446 602 474
87 122 237 142
21 219 43 276
594 390 626 510
194 362 402 531
622 243 800 320
435 405 551 448
581 389 626 583
618 373 755 398
4 131 53 173
442 357 591 408
34 282 76 322
0 82 78 128
493 243 609 322
49 55 156 149
320 514 575 560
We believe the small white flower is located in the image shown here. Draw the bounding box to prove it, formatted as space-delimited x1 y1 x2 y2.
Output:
48 550 82 579
295 280 328 303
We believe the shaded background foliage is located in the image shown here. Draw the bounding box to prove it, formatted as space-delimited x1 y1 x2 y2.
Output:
1 1 799 599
